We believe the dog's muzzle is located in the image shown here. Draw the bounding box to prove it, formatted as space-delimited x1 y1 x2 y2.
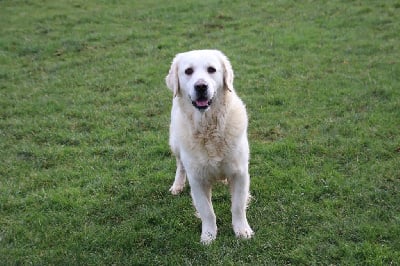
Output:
192 80 212 111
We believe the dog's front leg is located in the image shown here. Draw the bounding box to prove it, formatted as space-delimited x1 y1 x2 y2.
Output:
230 172 254 239
189 177 217 244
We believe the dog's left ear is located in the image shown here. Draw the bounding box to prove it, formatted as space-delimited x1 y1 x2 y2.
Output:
166 54 181 97
217 51 234 92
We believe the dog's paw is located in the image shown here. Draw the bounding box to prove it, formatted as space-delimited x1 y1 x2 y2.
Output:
233 223 254 239
200 231 217 245
169 184 184 195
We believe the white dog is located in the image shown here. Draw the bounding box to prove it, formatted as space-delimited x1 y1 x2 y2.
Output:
166 49 254 244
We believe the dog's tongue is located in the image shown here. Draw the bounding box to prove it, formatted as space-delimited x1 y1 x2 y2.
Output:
196 100 209 107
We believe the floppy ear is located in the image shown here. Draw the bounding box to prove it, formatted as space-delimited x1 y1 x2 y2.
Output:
218 51 234 92
165 54 181 97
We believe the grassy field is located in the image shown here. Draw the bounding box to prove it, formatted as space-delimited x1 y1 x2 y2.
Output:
1 0 399 264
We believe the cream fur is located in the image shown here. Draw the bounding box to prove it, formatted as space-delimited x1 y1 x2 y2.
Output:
166 49 254 244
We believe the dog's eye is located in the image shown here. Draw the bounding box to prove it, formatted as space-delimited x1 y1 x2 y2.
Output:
185 68 194 75
207 66 216 74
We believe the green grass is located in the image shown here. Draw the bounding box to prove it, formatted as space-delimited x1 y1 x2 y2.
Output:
1 0 399 264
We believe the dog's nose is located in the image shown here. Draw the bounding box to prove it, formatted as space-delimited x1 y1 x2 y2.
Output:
194 80 208 93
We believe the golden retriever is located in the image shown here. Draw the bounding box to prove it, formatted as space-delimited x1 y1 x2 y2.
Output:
166 49 254 244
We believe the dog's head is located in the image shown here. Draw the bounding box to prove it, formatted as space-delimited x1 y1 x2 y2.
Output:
166 49 234 111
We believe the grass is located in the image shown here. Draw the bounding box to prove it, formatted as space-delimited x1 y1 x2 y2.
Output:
1 0 399 264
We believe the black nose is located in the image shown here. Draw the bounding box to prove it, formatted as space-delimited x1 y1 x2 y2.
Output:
194 82 208 93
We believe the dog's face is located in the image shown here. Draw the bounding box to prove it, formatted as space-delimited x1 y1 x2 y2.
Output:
166 50 234 111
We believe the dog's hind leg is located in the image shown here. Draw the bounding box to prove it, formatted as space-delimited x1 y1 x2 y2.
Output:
169 158 186 195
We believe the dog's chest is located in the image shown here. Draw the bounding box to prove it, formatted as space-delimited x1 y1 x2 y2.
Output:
192 117 229 162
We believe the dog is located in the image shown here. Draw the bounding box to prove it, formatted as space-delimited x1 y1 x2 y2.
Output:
166 49 254 244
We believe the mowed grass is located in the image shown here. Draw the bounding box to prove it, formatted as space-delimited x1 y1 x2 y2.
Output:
1 0 399 264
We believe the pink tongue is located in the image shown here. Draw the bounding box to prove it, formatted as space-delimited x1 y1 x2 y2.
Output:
196 100 209 107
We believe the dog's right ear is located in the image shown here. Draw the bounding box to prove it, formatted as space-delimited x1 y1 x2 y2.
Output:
166 54 181 97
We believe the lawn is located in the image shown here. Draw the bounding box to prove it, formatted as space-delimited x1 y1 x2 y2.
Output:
1 0 399 264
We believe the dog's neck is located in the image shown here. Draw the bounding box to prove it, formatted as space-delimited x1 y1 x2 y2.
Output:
176 88 235 132
191 90 235 134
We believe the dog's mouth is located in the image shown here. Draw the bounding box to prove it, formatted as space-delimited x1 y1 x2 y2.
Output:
192 97 213 111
